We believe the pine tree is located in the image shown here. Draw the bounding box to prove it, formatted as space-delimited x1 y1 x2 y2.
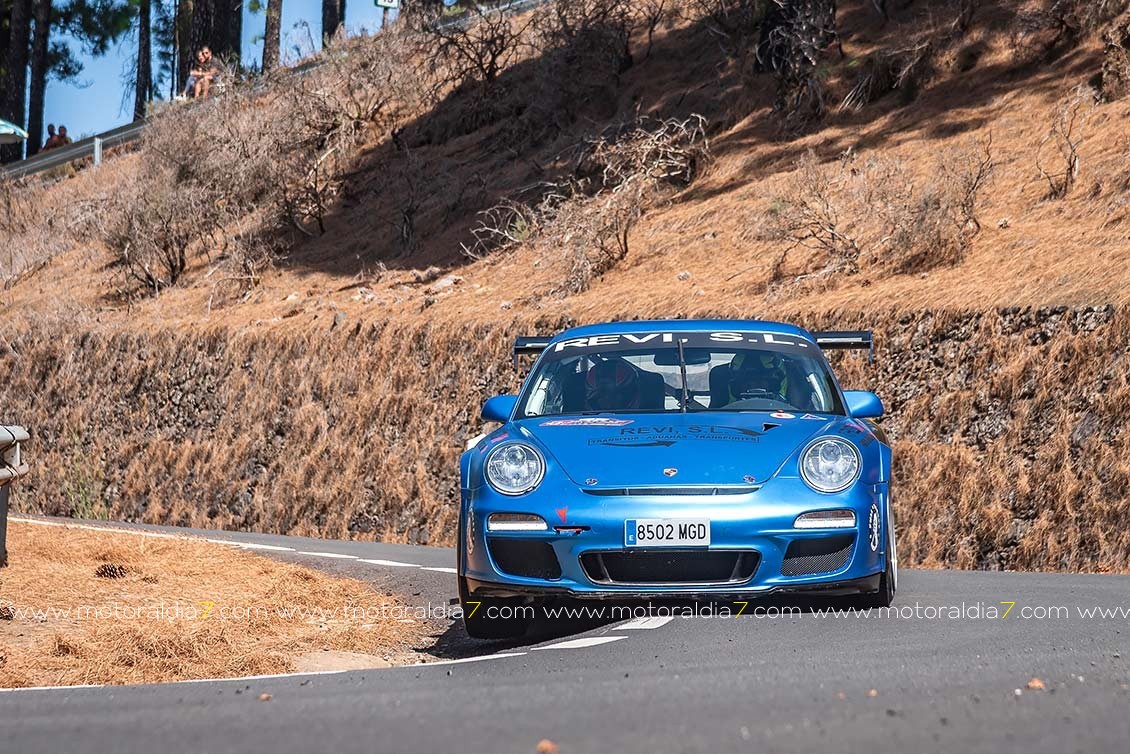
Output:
134 0 151 120
262 0 280 72
26 0 50 155
2 0 30 163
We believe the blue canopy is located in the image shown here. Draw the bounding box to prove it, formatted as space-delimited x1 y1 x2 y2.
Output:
0 118 28 145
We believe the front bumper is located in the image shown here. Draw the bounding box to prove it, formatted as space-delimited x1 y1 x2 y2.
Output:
461 476 889 599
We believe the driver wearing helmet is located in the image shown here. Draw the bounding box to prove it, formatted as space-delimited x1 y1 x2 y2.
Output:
727 351 788 403
586 360 641 411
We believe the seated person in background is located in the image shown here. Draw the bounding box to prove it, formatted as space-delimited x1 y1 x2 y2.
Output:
198 46 219 97
42 124 60 151
57 125 72 146
585 360 642 412
724 352 789 405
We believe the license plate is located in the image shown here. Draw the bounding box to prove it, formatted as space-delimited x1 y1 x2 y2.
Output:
624 518 711 548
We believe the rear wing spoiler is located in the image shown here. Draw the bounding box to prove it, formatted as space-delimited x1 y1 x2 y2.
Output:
513 330 873 361
513 336 552 362
811 331 873 362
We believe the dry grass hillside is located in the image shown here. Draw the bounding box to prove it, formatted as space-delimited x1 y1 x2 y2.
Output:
1 0 1128 571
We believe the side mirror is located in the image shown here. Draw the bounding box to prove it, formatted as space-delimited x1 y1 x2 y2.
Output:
481 395 517 423
844 390 884 419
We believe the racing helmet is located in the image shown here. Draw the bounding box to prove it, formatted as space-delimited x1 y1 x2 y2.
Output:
728 351 787 400
585 360 641 410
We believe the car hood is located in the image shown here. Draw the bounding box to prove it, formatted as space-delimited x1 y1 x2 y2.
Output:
516 413 837 488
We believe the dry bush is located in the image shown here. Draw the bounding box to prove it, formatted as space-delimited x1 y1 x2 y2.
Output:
681 0 767 58
1100 12 1130 100
573 114 709 191
290 24 429 146
463 115 709 275
1012 0 1127 64
511 0 636 141
839 40 935 111
761 140 993 285
1035 86 1095 199
416 5 534 110
636 0 672 60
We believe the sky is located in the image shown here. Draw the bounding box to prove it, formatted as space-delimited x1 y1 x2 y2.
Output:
42 0 405 141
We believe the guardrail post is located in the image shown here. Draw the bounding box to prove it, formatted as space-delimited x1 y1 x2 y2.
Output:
1 425 30 568
1 483 9 567
93 137 103 167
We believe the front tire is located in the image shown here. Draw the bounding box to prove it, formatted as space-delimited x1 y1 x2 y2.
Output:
458 576 534 640
457 515 533 640
854 507 896 609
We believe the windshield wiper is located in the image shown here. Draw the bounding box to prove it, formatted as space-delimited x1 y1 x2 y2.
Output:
676 338 690 413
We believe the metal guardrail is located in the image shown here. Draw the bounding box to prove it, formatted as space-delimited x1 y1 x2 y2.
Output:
2 121 147 180
0 0 547 181
1 425 30 567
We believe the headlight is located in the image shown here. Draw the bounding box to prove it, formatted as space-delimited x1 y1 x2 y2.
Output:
485 442 545 495
800 437 861 493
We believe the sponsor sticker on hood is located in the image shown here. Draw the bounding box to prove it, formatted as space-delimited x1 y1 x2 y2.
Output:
540 417 635 427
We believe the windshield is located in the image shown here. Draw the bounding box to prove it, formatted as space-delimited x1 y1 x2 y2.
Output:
516 330 845 417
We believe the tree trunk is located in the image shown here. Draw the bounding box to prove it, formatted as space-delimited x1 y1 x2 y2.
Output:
189 0 214 63
134 0 152 121
262 0 281 72
214 0 242 64
25 0 49 156
2 0 31 163
321 0 343 45
176 0 194 92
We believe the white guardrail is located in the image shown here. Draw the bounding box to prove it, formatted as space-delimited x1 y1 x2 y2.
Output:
1 425 30 568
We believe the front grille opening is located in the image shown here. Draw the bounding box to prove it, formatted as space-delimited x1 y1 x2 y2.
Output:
582 486 760 497
781 534 855 576
581 550 759 585
488 538 562 580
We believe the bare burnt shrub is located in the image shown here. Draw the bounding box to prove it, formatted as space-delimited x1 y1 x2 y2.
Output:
1012 0 1126 65
636 0 672 60
839 39 935 111
1036 86 1095 199
1100 12 1130 101
840 0 981 113
290 23 429 146
464 115 710 290
681 0 767 58
760 140 993 288
514 0 637 142
757 0 839 128
416 5 534 115
573 114 710 192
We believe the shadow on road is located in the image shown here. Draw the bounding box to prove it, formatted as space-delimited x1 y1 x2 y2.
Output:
424 593 872 660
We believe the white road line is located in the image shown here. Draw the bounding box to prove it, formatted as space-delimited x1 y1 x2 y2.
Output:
223 541 297 552
10 517 190 540
0 684 105 693
532 636 627 651
358 558 420 567
295 551 358 559
418 652 527 667
420 566 458 574
614 616 674 630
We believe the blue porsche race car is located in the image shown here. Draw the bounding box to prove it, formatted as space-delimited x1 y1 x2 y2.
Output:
458 319 895 638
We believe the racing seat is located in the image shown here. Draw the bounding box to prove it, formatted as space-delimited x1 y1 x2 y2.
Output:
561 363 666 412
708 363 735 409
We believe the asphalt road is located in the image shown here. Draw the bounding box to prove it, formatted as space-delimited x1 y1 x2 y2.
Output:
2 517 1128 754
